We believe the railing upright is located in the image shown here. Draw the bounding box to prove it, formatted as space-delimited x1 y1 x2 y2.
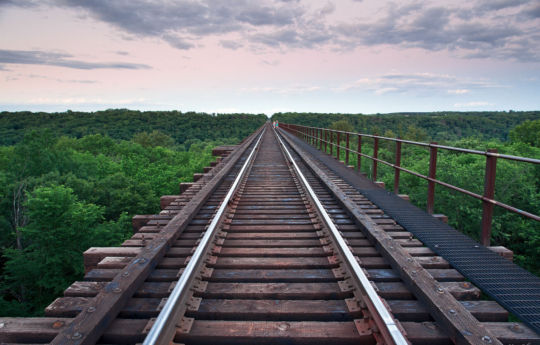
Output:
330 130 333 155
357 135 362 172
346 133 350 166
372 137 379 181
337 132 341 161
427 143 438 214
394 140 402 194
481 149 498 246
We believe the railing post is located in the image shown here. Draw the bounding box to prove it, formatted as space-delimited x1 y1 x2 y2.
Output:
330 131 333 155
324 130 328 153
346 133 350 166
372 137 379 181
427 142 438 214
481 149 498 246
394 140 402 194
357 135 362 172
337 132 341 161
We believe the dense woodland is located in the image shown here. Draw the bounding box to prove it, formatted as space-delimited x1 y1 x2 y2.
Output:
0 111 266 316
0 109 539 317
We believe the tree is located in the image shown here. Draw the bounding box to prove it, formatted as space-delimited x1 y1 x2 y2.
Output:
329 120 354 132
509 119 540 147
2 185 105 311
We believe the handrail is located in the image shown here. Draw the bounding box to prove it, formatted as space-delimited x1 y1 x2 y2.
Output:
281 123 539 246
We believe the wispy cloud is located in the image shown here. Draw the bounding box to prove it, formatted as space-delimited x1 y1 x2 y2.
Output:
336 72 502 96
241 84 321 95
0 49 151 70
454 101 493 107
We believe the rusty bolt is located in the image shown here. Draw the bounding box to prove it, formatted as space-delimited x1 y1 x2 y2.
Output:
52 321 65 329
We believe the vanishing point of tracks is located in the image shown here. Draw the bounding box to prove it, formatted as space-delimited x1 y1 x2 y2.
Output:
1 123 539 345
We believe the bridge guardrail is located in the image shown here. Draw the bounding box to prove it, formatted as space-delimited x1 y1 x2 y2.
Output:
281 123 540 246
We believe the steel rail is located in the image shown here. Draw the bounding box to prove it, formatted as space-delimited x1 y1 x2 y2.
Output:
273 127 409 345
142 127 266 345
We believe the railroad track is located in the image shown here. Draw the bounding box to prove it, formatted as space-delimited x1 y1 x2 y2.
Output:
1 123 538 345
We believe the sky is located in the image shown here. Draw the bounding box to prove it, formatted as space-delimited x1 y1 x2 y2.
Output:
0 0 539 115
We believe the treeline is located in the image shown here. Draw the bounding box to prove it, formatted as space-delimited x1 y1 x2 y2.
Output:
0 109 267 146
272 111 540 142
0 111 265 316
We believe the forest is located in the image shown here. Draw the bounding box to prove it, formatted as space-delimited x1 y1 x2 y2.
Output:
0 109 539 317
272 112 540 278
0 111 266 316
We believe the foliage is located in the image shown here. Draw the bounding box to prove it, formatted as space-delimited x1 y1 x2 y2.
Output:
0 109 267 146
509 119 540 147
329 119 354 132
133 130 175 148
0 127 240 316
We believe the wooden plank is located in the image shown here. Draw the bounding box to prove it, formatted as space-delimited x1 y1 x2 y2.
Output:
176 320 372 345
366 268 464 282
388 300 509 322
202 282 352 299
218 247 327 257
213 257 334 269
192 299 354 320
209 268 336 282
49 126 264 345
46 297 162 318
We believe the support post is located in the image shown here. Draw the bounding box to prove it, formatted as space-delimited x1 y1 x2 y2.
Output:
394 140 402 194
337 132 341 160
330 131 333 155
372 137 379 181
481 149 498 246
357 135 362 172
346 133 350 165
427 142 438 214
324 130 328 153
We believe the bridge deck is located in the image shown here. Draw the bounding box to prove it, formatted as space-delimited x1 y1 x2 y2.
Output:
0 125 538 344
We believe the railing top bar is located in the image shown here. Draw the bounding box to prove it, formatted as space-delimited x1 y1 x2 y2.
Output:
284 123 540 164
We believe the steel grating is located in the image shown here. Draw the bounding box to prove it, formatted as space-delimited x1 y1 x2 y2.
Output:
282 130 540 335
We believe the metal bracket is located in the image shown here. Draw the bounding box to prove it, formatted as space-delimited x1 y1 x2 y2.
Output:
186 297 202 311
200 266 214 279
332 267 347 279
328 255 341 265
142 318 156 334
191 280 208 293
353 319 373 336
205 255 217 265
157 298 168 312
176 317 194 334
338 279 355 292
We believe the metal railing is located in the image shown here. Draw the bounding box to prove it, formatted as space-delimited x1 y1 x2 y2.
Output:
281 123 540 246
